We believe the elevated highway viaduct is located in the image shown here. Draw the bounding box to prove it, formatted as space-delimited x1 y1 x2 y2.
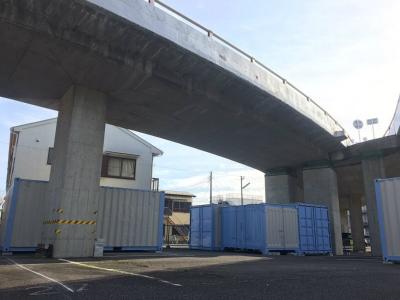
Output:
266 134 400 256
1 0 394 257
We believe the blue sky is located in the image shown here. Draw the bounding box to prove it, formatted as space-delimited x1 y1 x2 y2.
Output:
1 0 399 203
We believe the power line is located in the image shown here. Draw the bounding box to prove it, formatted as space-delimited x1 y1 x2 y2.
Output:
163 176 210 190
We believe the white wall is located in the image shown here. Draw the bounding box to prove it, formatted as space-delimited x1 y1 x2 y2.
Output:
10 119 157 190
12 121 56 183
101 125 155 189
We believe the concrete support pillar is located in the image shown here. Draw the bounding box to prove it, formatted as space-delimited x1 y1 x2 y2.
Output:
265 169 296 204
350 196 365 252
44 86 107 258
303 167 343 255
340 209 350 233
362 156 386 256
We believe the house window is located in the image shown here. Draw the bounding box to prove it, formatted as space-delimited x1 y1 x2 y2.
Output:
47 147 54 165
173 201 191 213
102 155 136 180
165 199 173 211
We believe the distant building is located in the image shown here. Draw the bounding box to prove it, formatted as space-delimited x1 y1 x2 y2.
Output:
214 193 264 206
6 118 163 191
163 191 195 245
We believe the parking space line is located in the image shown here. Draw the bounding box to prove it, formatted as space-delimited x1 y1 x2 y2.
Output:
59 258 182 287
335 258 380 262
6 258 74 293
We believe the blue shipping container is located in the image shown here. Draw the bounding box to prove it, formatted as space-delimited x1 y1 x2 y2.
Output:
220 206 238 249
221 204 299 254
297 203 331 255
189 205 221 250
375 178 400 263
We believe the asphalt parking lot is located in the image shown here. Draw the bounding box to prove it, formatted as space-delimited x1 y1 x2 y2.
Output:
1 249 399 300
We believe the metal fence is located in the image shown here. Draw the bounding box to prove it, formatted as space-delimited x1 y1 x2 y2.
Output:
213 194 264 206
163 224 189 245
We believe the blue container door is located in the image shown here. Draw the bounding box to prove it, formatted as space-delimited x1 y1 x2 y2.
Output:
222 206 238 248
244 205 265 251
314 207 331 251
190 207 201 248
201 206 213 248
298 205 316 251
237 206 246 249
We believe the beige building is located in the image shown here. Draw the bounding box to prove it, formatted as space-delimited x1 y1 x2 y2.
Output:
163 191 195 245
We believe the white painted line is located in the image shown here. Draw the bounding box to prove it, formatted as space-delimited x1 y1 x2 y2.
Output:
335 258 380 262
103 253 189 259
59 258 182 287
6 258 74 293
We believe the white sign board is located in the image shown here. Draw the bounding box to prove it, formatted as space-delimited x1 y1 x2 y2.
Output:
367 118 379 125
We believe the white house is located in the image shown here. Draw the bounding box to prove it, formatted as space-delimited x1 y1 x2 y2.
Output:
6 118 162 191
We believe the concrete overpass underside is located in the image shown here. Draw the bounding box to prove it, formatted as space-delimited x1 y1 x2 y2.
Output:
0 0 347 171
0 0 373 258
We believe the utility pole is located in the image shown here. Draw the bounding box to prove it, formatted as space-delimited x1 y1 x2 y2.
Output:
240 176 243 205
209 171 213 204
240 176 250 206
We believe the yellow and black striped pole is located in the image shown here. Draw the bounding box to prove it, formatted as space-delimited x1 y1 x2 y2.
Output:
43 219 96 225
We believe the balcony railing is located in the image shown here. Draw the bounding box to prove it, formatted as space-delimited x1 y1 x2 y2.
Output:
151 177 159 191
